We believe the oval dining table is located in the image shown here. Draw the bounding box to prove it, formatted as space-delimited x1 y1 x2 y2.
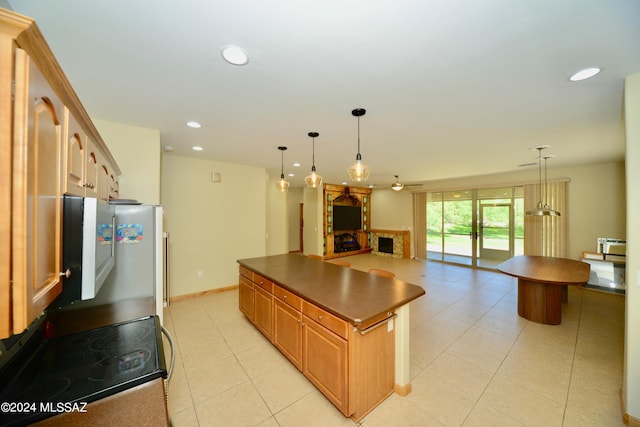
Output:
496 255 590 325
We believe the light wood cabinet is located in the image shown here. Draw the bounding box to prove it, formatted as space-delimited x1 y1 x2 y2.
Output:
63 110 86 196
253 286 273 340
86 138 112 201
0 8 121 339
0 33 10 339
303 314 348 414
273 297 303 370
11 49 65 334
238 263 396 421
63 111 119 199
238 276 254 322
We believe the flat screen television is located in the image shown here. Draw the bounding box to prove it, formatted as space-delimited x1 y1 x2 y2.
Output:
333 205 361 231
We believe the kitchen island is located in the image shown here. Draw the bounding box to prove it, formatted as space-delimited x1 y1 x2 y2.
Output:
237 254 425 421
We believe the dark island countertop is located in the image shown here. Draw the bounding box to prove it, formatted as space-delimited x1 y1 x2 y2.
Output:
237 254 425 327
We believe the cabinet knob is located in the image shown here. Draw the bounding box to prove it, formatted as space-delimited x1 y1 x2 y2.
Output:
283 295 287 299
60 269 71 279
317 315 323 321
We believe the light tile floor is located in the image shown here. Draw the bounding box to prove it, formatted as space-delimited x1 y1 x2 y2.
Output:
162 254 625 426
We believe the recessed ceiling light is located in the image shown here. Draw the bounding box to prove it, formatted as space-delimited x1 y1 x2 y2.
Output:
288 173 294 177
163 145 174 152
569 67 601 82
186 121 202 128
293 163 301 167
192 146 204 151
221 45 249 66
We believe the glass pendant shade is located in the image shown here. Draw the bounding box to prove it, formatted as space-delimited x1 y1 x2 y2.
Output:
305 132 323 188
305 167 322 188
275 146 290 192
348 108 370 182
276 175 290 192
347 154 370 182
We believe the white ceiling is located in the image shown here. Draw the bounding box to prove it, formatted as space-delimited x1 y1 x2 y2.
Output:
8 0 640 188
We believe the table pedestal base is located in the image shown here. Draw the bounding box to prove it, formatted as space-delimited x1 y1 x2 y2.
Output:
518 279 564 325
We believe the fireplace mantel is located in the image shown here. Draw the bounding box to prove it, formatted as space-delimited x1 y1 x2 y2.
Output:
370 229 411 259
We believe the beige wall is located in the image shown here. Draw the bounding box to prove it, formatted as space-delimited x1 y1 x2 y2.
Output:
93 119 161 205
266 174 288 255
161 155 267 297
287 187 303 252
303 187 323 256
565 162 626 257
370 189 414 256
371 189 414 229
624 72 640 420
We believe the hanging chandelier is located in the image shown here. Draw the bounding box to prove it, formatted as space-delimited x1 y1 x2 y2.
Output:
347 108 370 182
275 146 290 192
305 132 323 188
525 145 560 216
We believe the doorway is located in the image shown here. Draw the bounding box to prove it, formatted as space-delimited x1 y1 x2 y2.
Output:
478 203 511 267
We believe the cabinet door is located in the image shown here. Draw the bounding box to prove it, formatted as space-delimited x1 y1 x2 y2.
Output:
63 110 86 196
303 315 349 416
85 141 99 198
0 33 13 338
11 49 64 334
273 298 302 370
254 285 273 341
109 173 119 199
97 158 110 201
86 142 111 201
239 276 254 322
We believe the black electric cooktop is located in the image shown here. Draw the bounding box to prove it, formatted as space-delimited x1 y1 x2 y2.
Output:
0 315 167 426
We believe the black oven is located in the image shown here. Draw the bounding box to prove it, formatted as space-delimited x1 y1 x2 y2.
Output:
0 316 167 426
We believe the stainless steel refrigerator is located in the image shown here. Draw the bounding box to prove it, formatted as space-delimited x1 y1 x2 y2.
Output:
62 201 168 325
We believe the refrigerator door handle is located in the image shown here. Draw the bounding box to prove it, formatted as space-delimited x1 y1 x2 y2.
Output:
163 231 170 307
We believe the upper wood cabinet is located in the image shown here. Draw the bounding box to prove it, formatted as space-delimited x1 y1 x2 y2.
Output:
63 110 87 196
0 8 121 338
64 113 118 200
11 49 64 334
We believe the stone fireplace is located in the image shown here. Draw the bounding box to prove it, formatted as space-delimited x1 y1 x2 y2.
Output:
370 229 411 259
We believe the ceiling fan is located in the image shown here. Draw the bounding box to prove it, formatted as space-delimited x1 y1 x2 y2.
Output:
373 175 423 192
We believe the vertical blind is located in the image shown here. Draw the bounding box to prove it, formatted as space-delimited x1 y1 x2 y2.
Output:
523 180 568 257
412 192 427 259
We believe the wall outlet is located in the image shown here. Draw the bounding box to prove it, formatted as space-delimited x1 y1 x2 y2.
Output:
211 172 221 182
197 270 203 278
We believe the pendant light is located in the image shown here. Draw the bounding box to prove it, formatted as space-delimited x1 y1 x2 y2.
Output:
347 108 370 182
304 132 323 188
276 146 290 192
525 146 560 216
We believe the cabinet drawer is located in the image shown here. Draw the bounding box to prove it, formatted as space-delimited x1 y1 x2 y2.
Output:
239 266 254 282
302 301 349 340
253 273 274 293
273 284 302 311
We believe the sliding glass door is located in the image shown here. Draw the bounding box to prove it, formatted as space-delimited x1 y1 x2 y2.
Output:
425 186 523 269
427 190 474 266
